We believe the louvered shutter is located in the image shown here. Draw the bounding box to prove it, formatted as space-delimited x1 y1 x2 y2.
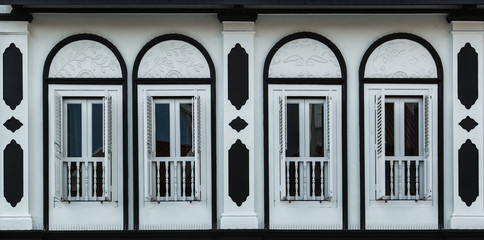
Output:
375 91 386 200
143 92 154 201
193 93 201 200
54 92 63 200
423 93 432 200
326 94 334 200
279 94 287 200
103 93 113 201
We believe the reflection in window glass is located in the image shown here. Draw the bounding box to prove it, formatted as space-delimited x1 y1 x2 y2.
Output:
92 103 104 157
385 102 395 156
405 102 419 156
67 104 82 157
310 103 324 157
156 104 170 157
286 104 300 157
180 103 193 157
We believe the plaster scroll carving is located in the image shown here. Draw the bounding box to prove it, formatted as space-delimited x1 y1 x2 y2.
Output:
138 40 210 78
48 40 122 78
268 38 341 78
364 39 437 78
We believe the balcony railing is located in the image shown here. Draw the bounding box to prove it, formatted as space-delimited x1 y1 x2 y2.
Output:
283 158 329 201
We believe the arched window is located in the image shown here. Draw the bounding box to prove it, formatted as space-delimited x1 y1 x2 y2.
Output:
264 32 346 229
133 34 215 230
43 34 127 230
360 33 443 229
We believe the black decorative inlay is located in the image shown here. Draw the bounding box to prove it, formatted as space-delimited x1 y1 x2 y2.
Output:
459 116 478 132
229 116 248 132
458 43 478 110
228 139 249 207
458 139 479 207
4 117 23 133
228 43 249 110
3 43 23 110
4 140 23 207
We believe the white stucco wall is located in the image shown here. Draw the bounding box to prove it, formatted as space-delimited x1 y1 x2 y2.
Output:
24 13 453 230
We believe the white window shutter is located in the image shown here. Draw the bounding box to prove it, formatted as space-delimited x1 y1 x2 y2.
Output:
326 94 334 200
279 94 287 200
193 93 201 200
375 91 386 200
103 93 113 201
54 92 63 200
143 92 154 201
423 93 432 200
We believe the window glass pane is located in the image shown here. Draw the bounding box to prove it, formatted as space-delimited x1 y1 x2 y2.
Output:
310 103 324 157
405 102 419 156
67 104 82 157
180 103 193 157
286 103 300 157
92 103 104 157
385 102 394 156
156 104 170 157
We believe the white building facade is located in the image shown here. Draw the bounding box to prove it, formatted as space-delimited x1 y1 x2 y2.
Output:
0 1 483 239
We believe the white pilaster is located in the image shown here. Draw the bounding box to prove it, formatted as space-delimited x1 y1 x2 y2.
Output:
450 21 484 229
220 21 258 229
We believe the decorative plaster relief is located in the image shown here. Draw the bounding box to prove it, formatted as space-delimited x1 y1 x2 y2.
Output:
229 116 248 132
138 40 210 78
228 44 249 110
3 43 23 110
4 140 23 207
4 117 23 133
458 43 478 110
228 139 249 207
268 38 341 78
364 39 437 78
49 40 122 78
458 139 479 207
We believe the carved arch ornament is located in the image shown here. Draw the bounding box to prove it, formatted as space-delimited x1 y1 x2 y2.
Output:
265 32 345 79
133 34 215 81
44 34 127 80
361 33 443 80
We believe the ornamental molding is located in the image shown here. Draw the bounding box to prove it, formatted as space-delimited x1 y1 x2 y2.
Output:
268 38 342 78
364 39 437 78
138 40 210 79
48 40 122 78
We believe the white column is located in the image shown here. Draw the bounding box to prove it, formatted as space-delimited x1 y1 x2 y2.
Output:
220 21 258 229
450 21 484 229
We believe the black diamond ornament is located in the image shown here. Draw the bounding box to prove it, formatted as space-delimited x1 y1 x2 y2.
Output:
459 116 478 132
229 116 248 132
3 116 23 133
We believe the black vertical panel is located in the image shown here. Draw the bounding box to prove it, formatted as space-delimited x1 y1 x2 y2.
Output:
228 43 249 110
228 139 249 206
457 43 478 110
458 139 479 207
3 43 23 110
4 140 23 207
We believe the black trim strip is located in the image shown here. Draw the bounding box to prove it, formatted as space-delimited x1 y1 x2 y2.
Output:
132 33 216 230
263 31 347 230
358 32 444 230
4 229 484 240
8 0 484 6
42 33 128 230
0 5 32 22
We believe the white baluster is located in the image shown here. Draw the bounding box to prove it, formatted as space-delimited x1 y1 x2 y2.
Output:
390 160 394 199
321 162 325 200
407 161 411 199
156 162 160 200
191 160 195 200
182 161 186 201
295 162 299 200
286 161 290 200
399 161 403 200
76 162 80 200
85 161 89 201
416 160 420 199
311 161 315 200
165 162 169 201
174 161 178 201
303 161 307 200
102 161 105 201
68 162 72 201
93 162 97 199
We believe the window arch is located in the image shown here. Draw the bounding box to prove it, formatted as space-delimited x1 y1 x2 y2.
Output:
359 33 443 229
43 34 127 230
133 33 215 230
264 32 347 229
